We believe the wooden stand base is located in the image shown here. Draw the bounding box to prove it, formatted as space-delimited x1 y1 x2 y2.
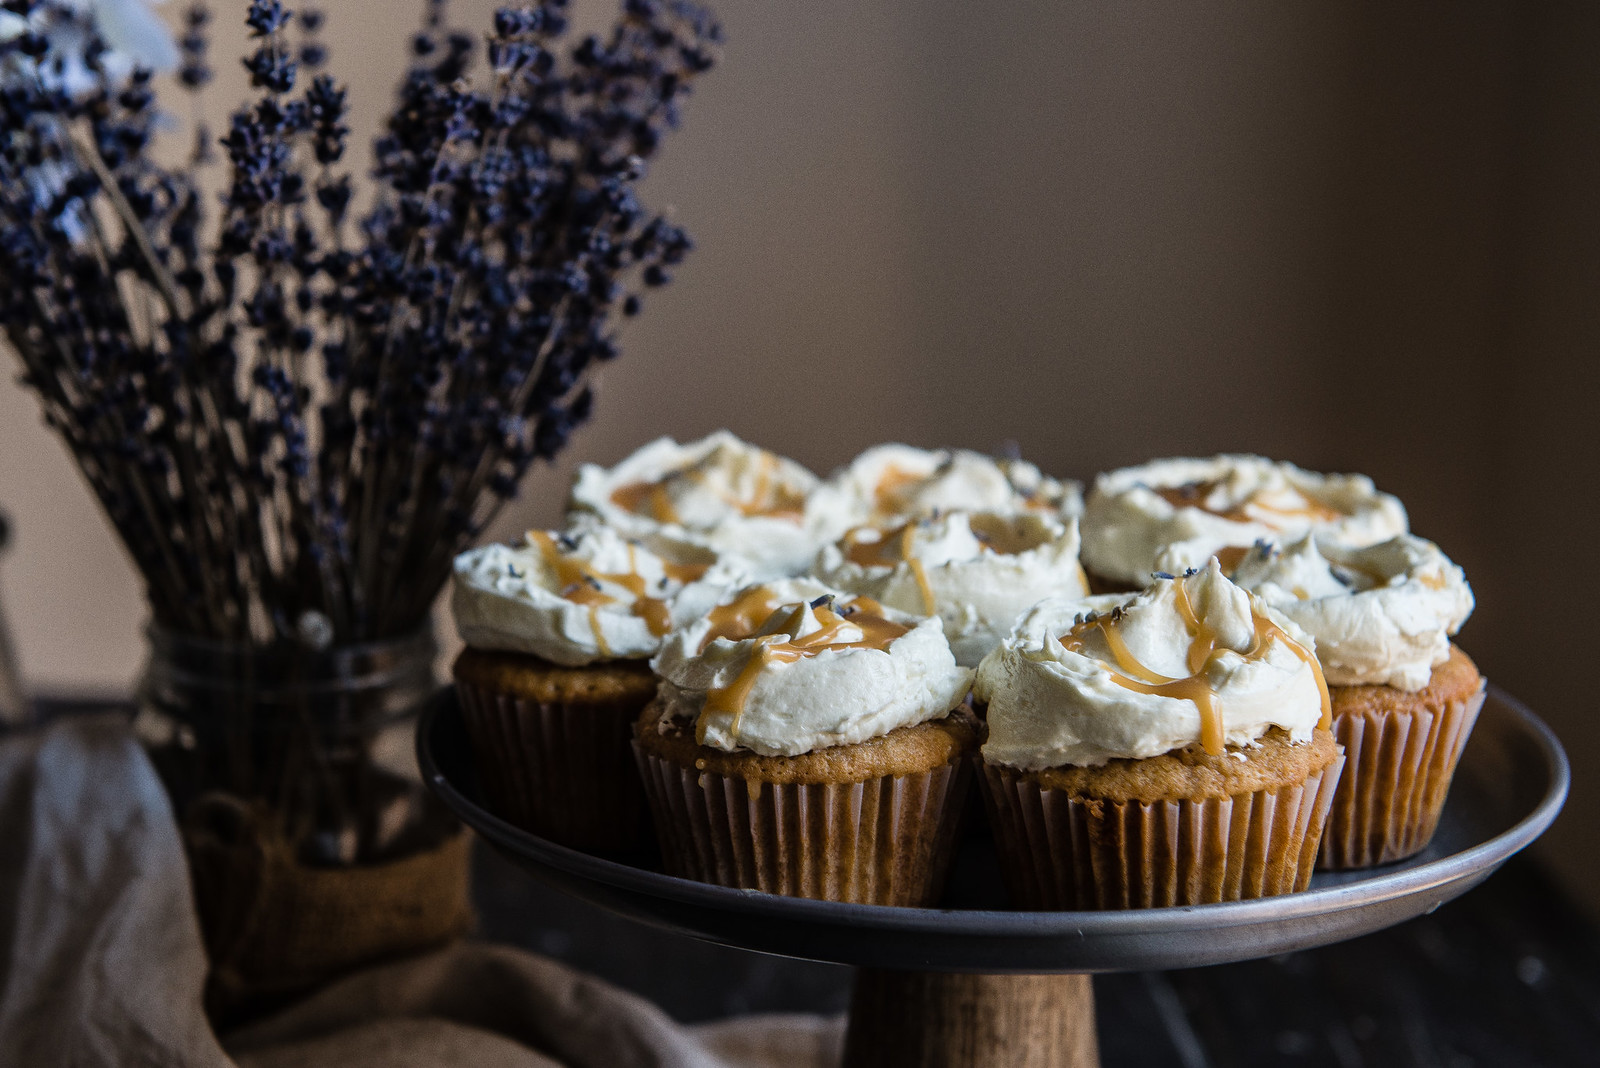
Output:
842 970 1099 1068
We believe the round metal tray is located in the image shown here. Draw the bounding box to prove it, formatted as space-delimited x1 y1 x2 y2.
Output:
419 685 1567 974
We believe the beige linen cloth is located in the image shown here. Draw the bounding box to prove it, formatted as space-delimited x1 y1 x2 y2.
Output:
0 718 843 1067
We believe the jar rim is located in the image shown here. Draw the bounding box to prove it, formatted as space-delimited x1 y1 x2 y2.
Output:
139 622 440 732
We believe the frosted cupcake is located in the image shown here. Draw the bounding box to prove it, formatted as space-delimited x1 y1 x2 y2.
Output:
451 527 746 851
812 510 1089 667
567 431 823 578
1230 533 1482 868
813 443 1082 531
634 578 978 905
1079 455 1408 591
975 561 1343 909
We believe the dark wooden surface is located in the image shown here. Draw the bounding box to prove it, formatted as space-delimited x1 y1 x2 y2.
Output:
474 844 1600 1067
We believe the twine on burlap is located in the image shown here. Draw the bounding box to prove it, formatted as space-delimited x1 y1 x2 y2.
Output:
183 794 474 1020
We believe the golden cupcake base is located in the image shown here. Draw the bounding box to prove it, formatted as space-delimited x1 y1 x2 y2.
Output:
979 732 1344 910
1318 646 1487 870
633 705 980 905
453 649 657 852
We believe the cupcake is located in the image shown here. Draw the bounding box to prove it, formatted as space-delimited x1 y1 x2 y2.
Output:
975 561 1343 909
451 526 747 851
1079 455 1408 592
812 510 1089 667
812 443 1083 531
567 431 824 578
634 578 979 905
1229 533 1481 868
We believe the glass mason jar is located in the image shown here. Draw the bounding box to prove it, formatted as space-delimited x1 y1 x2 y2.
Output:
136 624 472 1013
137 623 444 864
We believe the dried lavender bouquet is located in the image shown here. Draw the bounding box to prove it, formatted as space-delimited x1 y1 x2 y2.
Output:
0 0 720 649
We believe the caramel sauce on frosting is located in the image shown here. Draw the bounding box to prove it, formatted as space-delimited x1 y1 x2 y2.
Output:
609 480 681 524
660 559 711 584
871 463 926 518
609 450 807 526
529 531 674 638
452 527 751 667
1229 532 1474 691
1156 480 1342 527
835 511 1063 620
967 512 1046 555
697 596 910 742
1059 573 1331 756
823 444 1082 527
701 585 798 648
570 433 824 578
652 576 974 758
1213 545 1252 572
1081 456 1409 587
815 510 1089 669
840 523 937 614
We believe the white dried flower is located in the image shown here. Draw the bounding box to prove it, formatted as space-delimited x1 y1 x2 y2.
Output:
0 0 177 97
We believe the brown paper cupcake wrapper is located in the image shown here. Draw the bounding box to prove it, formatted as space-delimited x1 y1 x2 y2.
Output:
634 746 971 906
979 752 1345 910
1317 681 1487 870
455 679 651 852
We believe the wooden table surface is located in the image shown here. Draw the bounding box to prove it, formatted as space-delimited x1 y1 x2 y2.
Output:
474 844 1600 1067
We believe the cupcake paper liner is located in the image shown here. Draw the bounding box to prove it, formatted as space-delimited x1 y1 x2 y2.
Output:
633 746 971 906
455 679 651 852
1317 681 1487 870
979 752 1345 910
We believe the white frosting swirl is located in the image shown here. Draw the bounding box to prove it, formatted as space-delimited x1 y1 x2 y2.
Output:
1080 455 1408 586
811 444 1083 536
1228 533 1474 691
567 431 823 577
651 577 974 757
976 560 1326 770
451 527 749 666
813 511 1090 667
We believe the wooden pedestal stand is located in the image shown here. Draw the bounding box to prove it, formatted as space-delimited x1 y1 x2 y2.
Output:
844 971 1097 1068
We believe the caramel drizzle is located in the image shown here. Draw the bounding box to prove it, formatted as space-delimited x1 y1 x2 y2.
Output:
608 452 806 525
874 457 1062 519
589 608 612 657
1213 545 1252 573
841 523 936 614
1330 555 1402 592
871 463 924 517
700 586 799 648
609 480 681 524
698 596 909 744
1059 578 1331 756
528 532 676 640
1156 480 1342 528
660 559 711 584
968 513 1043 556
839 513 1052 615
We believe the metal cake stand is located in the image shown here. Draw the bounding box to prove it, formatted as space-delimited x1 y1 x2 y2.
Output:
419 685 1567 1067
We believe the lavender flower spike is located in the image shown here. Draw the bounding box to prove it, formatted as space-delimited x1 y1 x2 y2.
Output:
1 0 721 645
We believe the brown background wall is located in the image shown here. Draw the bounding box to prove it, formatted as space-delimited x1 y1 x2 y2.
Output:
1 2 1596 911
